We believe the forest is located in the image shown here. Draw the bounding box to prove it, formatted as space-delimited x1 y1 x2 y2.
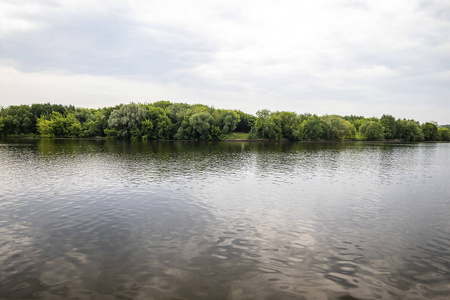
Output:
0 101 449 142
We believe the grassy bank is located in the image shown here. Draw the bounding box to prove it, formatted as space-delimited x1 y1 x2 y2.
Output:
223 132 249 140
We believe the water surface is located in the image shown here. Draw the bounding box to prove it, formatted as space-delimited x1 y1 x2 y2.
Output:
0 139 449 299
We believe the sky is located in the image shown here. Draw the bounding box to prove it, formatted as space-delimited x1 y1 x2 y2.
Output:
0 0 449 124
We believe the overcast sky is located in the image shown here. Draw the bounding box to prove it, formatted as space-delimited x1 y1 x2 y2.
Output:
1 0 449 124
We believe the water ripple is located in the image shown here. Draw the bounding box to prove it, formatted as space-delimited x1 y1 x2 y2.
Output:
0 140 449 299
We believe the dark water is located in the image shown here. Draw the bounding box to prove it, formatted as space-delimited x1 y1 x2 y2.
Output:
0 139 449 300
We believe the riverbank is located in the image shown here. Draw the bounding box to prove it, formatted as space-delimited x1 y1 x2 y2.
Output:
4 135 448 143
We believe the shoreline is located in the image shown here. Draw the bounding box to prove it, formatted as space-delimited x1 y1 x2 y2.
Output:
3 136 448 143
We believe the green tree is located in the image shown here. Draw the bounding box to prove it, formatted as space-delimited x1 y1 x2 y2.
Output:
0 105 34 135
189 112 213 140
143 106 174 139
140 119 154 140
219 110 240 134
322 115 354 140
31 103 67 122
0 103 71 136
37 112 82 138
360 121 384 140
36 117 54 137
380 114 397 139
403 120 424 141
353 118 367 132
80 110 106 137
251 110 282 140
174 116 195 140
0 116 4 136
3 101 447 143
438 127 450 141
66 114 82 137
421 122 438 141
168 103 194 129
272 111 303 141
395 119 406 139
107 103 147 138
344 115 366 131
73 108 95 124
152 100 173 110
210 125 226 141
302 115 324 140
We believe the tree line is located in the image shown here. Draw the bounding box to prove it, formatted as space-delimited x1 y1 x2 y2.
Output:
0 102 449 141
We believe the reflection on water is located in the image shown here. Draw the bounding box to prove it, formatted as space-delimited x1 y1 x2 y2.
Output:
0 139 449 299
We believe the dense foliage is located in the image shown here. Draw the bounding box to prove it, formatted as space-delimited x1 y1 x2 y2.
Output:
1 102 449 141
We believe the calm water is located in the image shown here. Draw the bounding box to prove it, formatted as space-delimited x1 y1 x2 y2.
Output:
0 139 449 299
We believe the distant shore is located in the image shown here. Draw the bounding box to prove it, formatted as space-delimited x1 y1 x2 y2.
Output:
4 136 448 144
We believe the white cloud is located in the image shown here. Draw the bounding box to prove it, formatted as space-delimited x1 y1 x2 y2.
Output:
0 1 46 37
0 0 449 124
0 65 185 108
0 64 268 112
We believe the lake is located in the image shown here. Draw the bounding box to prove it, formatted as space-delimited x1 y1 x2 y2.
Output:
0 139 449 299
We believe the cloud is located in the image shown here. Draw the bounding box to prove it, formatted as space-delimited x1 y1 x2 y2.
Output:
0 0 449 124
0 1 214 78
0 62 271 113
0 0 47 37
